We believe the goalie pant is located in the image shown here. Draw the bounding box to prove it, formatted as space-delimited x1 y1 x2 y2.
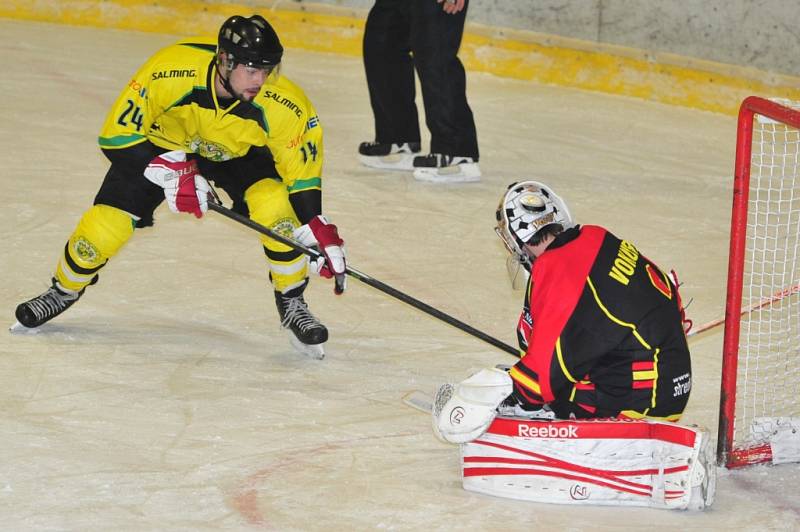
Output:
509 225 692 421
460 416 715 511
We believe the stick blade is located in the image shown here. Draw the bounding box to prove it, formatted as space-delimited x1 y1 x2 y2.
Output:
402 390 433 413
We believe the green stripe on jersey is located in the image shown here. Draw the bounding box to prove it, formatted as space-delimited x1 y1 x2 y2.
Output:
250 100 270 134
98 134 146 148
288 177 321 193
165 86 208 112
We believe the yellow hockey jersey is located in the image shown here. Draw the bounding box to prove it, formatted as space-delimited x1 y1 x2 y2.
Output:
98 37 322 194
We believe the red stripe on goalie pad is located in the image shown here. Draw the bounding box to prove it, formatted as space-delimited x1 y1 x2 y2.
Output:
486 417 697 447
460 418 708 509
463 454 689 477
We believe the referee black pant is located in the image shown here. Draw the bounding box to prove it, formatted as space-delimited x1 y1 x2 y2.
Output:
363 0 479 160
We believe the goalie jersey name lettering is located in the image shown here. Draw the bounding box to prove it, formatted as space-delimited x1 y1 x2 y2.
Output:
608 240 639 286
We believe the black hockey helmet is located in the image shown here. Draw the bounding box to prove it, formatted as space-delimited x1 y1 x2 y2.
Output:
218 15 283 68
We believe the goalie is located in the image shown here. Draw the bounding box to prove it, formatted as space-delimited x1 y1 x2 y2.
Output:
433 181 714 510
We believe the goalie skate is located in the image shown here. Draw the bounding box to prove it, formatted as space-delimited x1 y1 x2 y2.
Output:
358 141 420 171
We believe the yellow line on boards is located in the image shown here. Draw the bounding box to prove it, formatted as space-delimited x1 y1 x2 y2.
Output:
3 0 800 114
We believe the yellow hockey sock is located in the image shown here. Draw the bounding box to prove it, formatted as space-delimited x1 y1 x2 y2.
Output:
55 205 135 292
245 179 308 292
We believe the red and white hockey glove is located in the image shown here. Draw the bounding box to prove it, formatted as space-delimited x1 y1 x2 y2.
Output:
144 150 210 218
294 215 347 294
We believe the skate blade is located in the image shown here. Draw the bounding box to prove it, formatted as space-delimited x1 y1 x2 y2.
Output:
9 321 41 334
413 163 481 183
358 153 415 171
286 331 325 360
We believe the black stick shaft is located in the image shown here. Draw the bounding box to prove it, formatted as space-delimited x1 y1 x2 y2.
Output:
207 201 520 357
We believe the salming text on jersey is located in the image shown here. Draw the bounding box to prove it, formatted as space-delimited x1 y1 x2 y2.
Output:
264 90 302 117
152 69 197 80
98 36 324 194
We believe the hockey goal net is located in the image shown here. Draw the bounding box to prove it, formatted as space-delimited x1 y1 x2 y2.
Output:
718 96 800 468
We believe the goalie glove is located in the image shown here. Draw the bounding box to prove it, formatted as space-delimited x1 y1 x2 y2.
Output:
433 367 513 444
293 215 347 294
143 150 210 218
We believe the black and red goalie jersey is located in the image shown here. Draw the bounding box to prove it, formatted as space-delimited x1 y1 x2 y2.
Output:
508 225 692 421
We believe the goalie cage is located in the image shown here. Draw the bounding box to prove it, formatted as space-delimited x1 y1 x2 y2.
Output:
718 96 800 468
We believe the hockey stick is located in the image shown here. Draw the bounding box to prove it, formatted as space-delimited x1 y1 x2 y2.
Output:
687 282 800 337
402 390 434 413
207 200 520 357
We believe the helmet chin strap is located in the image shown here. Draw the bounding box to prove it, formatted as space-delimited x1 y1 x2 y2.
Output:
216 57 246 103
518 249 533 273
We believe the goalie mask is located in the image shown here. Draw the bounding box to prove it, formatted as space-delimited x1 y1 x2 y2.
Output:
495 181 574 275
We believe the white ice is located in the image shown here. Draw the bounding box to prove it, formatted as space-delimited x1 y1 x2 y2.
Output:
1 19 799 530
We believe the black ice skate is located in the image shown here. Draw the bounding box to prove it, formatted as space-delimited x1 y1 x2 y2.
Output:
412 153 481 183
357 141 420 171
13 277 91 330
275 287 328 359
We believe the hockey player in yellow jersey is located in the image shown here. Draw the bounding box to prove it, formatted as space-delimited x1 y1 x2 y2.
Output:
14 15 346 359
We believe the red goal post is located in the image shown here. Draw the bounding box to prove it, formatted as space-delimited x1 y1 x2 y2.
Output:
718 96 800 468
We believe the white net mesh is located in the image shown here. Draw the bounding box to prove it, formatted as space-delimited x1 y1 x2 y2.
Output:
736 102 800 449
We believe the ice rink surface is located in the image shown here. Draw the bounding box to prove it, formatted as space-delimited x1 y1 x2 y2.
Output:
2 19 799 531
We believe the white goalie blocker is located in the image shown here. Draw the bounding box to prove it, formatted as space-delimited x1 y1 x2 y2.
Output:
433 368 715 510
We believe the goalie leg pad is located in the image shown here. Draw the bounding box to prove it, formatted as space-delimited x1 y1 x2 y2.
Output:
433 368 513 444
460 417 715 510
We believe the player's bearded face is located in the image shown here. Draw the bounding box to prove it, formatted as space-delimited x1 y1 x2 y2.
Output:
218 54 280 102
228 64 276 101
